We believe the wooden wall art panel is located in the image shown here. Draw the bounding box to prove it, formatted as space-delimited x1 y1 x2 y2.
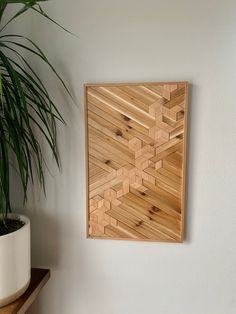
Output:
85 82 188 242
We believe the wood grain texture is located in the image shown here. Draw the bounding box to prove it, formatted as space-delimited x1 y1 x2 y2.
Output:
0 268 50 314
85 82 188 242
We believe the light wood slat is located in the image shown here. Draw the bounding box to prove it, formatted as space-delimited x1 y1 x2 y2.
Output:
89 171 109 186
122 85 164 104
163 114 184 128
129 187 181 219
104 225 130 238
155 138 182 155
151 141 183 163
89 142 130 168
88 108 132 140
144 167 182 192
170 125 184 139
117 221 148 239
119 195 180 236
89 163 105 179
89 155 117 174
88 96 150 136
144 168 182 197
89 145 125 169
89 128 135 165
155 178 182 199
97 86 155 120
121 193 180 225
137 86 163 101
142 180 181 208
164 151 183 169
100 86 150 112
163 93 185 109
89 126 133 158
88 114 130 147
143 85 166 98
85 82 188 242
89 175 127 198
170 86 186 100
118 203 180 240
89 87 155 128
89 172 116 191
88 100 155 145
119 86 156 105
158 168 182 185
162 158 183 177
107 207 173 240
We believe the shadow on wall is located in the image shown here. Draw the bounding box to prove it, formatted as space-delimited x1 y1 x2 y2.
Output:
26 212 61 314
30 210 62 268
184 83 196 243
11 166 62 269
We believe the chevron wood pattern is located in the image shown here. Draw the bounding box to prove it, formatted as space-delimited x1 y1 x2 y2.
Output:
85 82 188 242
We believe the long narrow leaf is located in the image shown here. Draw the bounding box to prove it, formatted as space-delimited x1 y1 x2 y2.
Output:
0 0 71 222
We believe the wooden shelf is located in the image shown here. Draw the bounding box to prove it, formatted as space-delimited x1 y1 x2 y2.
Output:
0 268 50 314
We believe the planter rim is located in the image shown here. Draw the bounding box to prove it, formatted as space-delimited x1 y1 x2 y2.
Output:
0 213 30 239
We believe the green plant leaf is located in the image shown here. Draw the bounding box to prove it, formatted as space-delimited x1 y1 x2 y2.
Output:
0 0 71 224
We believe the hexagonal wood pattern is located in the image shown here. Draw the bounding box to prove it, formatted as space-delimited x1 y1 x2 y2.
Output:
85 82 188 242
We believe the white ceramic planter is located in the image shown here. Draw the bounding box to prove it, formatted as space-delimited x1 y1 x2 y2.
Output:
0 214 31 308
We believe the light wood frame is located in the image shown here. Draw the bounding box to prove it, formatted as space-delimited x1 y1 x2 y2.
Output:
85 82 189 242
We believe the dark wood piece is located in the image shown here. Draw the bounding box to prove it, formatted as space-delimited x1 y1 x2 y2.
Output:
0 268 50 314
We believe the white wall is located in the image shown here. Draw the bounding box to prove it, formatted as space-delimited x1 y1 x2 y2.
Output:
11 0 236 313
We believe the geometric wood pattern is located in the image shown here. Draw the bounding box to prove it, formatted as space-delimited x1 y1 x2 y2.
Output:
85 82 188 242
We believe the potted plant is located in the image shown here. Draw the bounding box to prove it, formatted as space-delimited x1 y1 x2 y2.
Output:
0 0 69 307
